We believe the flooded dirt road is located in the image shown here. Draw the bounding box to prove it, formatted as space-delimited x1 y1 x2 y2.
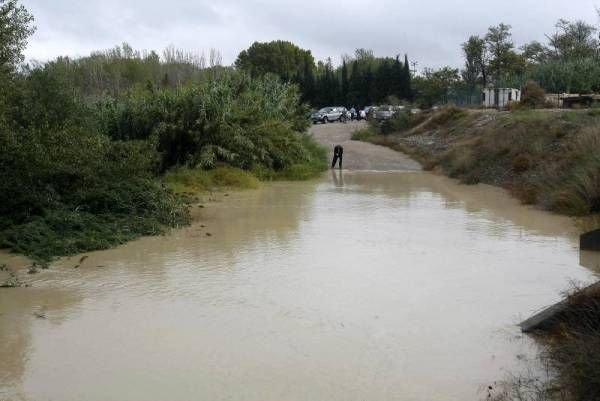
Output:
1 169 598 401
310 121 421 171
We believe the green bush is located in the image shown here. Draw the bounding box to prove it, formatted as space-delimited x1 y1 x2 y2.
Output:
0 125 189 263
97 73 318 173
518 80 549 109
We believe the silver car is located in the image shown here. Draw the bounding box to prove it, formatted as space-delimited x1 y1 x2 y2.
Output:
310 107 348 124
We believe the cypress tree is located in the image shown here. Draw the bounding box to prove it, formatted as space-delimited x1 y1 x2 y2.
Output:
348 60 361 107
403 54 413 100
363 66 374 105
393 56 404 99
302 60 315 104
341 60 349 106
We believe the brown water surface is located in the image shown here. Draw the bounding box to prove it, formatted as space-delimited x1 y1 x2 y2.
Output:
1 171 597 401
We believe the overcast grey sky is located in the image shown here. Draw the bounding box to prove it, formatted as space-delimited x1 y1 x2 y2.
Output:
21 0 599 70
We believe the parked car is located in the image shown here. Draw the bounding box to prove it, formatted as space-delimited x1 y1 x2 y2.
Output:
371 105 408 121
310 107 348 124
363 106 377 120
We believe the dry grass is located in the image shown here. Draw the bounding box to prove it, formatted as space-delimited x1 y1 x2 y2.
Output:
427 105 468 127
550 128 600 215
486 284 600 401
372 108 600 217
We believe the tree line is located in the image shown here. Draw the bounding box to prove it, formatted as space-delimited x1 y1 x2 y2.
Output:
236 41 413 108
419 14 600 107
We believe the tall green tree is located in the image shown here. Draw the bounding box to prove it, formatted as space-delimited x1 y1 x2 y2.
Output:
485 23 525 82
0 0 35 74
413 67 460 108
392 56 403 99
301 60 315 104
403 54 412 99
372 58 394 102
461 35 487 88
547 19 599 60
235 40 315 90
0 0 35 120
520 41 549 64
347 60 361 107
340 60 349 105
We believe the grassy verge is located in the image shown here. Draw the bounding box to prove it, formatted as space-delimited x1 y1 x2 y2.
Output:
164 166 261 194
359 106 600 217
351 128 377 141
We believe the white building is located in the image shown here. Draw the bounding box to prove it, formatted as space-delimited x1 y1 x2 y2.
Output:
482 88 521 108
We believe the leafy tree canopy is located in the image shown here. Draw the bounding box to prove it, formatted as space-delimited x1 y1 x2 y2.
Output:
0 0 35 73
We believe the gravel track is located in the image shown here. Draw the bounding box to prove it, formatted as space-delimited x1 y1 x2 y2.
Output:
309 121 421 171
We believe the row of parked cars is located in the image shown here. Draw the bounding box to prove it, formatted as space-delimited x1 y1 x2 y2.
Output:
310 105 422 124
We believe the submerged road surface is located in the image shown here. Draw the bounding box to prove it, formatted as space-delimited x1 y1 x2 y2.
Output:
310 121 421 171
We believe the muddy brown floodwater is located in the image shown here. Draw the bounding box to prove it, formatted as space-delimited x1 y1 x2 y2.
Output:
1 170 599 400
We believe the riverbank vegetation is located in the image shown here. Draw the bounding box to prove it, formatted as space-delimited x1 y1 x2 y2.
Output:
489 284 600 401
0 1 326 264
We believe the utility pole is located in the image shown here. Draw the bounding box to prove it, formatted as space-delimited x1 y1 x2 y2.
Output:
411 61 419 76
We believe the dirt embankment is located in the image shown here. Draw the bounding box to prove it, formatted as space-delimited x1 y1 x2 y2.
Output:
366 107 600 217
309 121 420 171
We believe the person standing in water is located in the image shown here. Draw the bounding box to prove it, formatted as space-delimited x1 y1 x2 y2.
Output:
331 145 343 169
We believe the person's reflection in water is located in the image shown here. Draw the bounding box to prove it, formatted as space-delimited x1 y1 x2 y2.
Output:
331 168 345 188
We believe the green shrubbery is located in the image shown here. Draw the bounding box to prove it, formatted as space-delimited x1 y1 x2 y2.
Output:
528 58 600 94
0 123 190 262
97 74 316 172
379 111 422 135
0 64 325 263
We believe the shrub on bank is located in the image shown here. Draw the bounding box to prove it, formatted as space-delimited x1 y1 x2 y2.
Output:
521 81 548 109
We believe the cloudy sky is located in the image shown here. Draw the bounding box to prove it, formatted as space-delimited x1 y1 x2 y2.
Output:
21 0 599 70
